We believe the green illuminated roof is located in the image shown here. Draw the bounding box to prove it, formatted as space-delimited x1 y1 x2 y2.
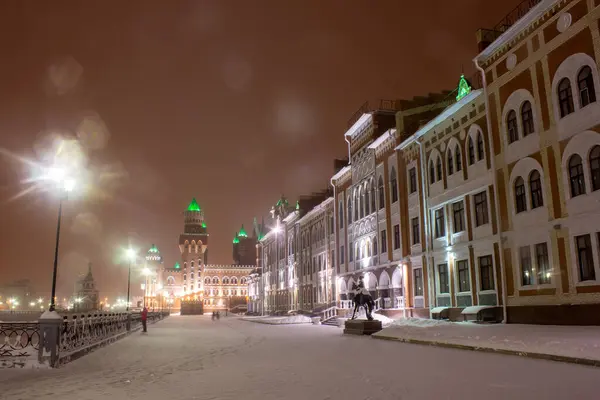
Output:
296 200 300 210
238 224 248 238
187 198 201 212
149 244 159 253
456 74 472 101
174 262 180 269
233 232 240 244
202 221 207 228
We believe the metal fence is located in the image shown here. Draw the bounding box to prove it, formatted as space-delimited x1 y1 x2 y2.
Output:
0 310 169 368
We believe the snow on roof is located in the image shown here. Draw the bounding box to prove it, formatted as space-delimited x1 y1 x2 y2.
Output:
330 165 351 181
395 89 482 151
343 113 372 138
367 129 396 150
475 0 559 63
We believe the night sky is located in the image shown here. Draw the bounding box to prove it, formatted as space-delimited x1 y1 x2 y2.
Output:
0 0 522 300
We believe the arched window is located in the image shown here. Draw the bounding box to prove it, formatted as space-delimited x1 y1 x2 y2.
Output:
455 145 462 172
378 176 385 209
507 110 518 143
477 133 484 161
436 156 442 181
529 170 543 209
205 277 211 284
354 191 359 221
429 160 436 184
222 277 230 285
578 66 596 108
373 236 378 255
515 177 526 213
231 277 238 284
569 154 586 197
212 277 219 284
347 197 352 225
339 200 344 229
590 145 600 192
447 149 454 175
365 186 370 215
468 137 475 165
521 101 534 136
390 167 398 203
370 181 376 211
558 78 574 118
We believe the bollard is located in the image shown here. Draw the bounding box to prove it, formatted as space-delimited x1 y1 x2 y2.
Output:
38 311 63 368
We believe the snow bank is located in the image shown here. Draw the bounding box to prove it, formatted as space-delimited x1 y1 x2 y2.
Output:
241 315 312 325
337 311 395 327
374 320 600 362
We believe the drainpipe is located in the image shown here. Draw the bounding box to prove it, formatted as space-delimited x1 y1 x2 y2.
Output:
330 178 338 309
416 137 434 317
344 135 352 164
475 58 508 324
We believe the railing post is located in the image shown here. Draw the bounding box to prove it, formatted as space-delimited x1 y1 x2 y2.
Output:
38 311 62 368
126 312 132 332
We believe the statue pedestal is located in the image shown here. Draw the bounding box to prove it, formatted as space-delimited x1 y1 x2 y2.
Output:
343 319 383 336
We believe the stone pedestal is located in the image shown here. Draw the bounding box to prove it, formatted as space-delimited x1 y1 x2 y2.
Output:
343 319 382 336
38 311 63 367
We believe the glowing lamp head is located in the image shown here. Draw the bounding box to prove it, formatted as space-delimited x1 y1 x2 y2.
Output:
48 167 66 182
142 267 152 276
63 178 76 192
126 248 136 261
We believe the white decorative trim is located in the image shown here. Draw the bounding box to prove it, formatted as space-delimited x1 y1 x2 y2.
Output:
506 53 517 71
556 12 572 33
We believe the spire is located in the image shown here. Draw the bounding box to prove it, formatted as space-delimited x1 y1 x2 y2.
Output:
456 74 472 101
187 198 201 212
174 262 181 269
238 224 248 238
233 232 240 244
149 244 159 253
88 262 92 275
296 200 300 210
202 221 207 228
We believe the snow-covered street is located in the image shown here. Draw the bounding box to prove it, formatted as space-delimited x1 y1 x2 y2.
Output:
1 315 599 400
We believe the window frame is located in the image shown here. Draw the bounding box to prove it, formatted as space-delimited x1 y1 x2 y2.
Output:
438 263 449 294
434 208 445 238
456 260 470 293
452 201 465 233
479 255 495 291
474 191 489 227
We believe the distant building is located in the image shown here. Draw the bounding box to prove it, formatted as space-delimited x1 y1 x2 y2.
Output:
0 279 34 310
72 263 100 312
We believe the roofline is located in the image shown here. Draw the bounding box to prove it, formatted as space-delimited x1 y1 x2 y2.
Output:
343 113 372 138
367 128 396 150
395 89 483 151
474 0 559 63
297 197 334 225
331 165 351 181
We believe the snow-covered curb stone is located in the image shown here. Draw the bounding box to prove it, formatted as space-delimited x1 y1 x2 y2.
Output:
241 315 312 325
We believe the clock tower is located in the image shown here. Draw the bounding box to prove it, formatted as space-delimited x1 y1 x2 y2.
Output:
179 198 208 295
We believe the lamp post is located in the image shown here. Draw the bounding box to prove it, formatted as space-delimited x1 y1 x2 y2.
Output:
48 168 75 312
142 267 152 308
125 249 136 311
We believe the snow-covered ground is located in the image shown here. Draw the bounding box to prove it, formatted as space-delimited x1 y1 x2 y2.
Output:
1 315 599 399
376 318 600 362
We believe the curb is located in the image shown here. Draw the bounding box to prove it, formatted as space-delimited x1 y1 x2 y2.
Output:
372 334 600 368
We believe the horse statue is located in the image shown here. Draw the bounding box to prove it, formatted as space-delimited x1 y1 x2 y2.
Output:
351 277 375 321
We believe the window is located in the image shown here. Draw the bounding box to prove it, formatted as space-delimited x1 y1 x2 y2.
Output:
447 150 454 175
429 160 436 184
378 177 385 209
521 101 534 136
507 110 518 143
452 201 465 233
468 137 475 165
515 177 526 213
365 187 370 215
479 255 494 291
393 224 400 250
414 268 423 296
529 170 543 209
380 230 387 253
409 167 417 193
455 145 462 172
576 234 595 281
578 66 596 108
340 245 345 264
520 246 533 286
438 264 449 294
558 78 574 118
434 208 445 238
349 241 353 261
477 133 485 161
436 156 442 181
390 168 398 203
569 154 586 197
347 197 353 224
536 243 551 284
457 260 470 292
411 217 420 245
590 146 600 191
474 191 489 226
373 236 378 255
354 191 359 221
370 182 376 211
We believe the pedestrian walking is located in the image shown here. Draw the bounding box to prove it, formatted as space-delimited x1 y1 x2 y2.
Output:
141 306 148 333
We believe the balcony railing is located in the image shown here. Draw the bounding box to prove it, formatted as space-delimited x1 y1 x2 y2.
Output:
493 0 542 33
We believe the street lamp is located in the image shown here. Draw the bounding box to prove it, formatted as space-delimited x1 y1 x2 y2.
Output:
125 248 136 311
142 267 152 308
47 167 76 312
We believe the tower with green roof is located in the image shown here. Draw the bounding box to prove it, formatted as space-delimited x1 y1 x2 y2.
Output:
233 223 257 265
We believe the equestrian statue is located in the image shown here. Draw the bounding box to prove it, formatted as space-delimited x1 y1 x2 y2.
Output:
351 276 375 321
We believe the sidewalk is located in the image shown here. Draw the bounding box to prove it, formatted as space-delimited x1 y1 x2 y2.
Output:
372 318 600 367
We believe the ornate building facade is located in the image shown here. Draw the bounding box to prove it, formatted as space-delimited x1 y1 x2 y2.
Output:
72 263 100 312
248 0 600 325
143 198 254 313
